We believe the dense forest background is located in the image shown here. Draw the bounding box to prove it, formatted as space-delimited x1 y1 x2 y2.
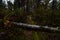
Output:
0 0 60 40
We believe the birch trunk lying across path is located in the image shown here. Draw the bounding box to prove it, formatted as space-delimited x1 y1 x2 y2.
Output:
10 21 60 33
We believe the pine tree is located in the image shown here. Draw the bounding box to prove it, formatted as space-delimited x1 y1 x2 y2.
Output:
50 0 57 27
7 1 13 11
